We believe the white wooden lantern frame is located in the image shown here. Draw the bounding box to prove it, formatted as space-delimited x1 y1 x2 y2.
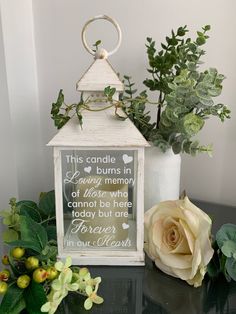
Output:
48 15 150 266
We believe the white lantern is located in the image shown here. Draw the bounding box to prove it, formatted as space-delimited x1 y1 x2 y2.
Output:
47 15 150 266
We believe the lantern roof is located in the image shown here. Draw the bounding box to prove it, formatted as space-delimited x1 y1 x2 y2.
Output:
47 108 150 147
76 59 123 92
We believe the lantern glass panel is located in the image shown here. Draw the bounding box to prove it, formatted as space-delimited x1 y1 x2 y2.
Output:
61 149 138 251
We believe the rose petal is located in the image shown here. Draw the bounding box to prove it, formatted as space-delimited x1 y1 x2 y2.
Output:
187 266 206 287
170 267 192 280
181 209 199 237
151 220 164 250
179 219 195 254
183 197 212 225
189 239 202 279
170 236 191 254
158 250 192 269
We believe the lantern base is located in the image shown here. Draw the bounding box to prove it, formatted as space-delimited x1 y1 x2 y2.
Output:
57 252 145 266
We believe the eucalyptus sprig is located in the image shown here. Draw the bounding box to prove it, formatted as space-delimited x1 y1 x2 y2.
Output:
141 24 230 155
208 224 236 282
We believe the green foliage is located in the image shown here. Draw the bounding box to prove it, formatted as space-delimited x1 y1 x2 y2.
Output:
133 25 230 155
7 216 48 253
0 194 103 314
0 191 56 245
92 40 102 52
51 89 71 129
50 87 123 130
0 284 26 314
121 76 155 139
24 281 47 314
0 198 20 242
143 25 209 95
39 190 56 217
208 224 236 282
18 200 41 223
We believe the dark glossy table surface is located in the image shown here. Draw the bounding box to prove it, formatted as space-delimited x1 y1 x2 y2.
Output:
58 200 236 314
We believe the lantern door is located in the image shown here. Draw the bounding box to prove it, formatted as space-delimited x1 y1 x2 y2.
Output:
54 147 144 265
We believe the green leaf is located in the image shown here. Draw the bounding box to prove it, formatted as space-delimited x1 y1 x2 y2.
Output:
221 240 236 258
53 114 70 129
6 240 41 253
51 89 64 115
19 215 48 250
196 36 206 46
3 229 19 242
24 281 47 314
93 40 101 47
18 200 41 223
0 210 11 218
38 190 55 216
39 245 58 261
216 224 236 249
207 258 220 278
0 284 25 314
46 225 57 241
203 25 211 31
225 257 236 281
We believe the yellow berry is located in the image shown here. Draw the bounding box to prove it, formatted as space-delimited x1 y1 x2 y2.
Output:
46 267 58 280
25 256 39 270
2 255 9 265
12 247 25 259
0 269 10 281
33 268 48 283
17 275 31 289
0 282 8 294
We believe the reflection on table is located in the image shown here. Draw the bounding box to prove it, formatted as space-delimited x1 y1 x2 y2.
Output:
57 200 236 314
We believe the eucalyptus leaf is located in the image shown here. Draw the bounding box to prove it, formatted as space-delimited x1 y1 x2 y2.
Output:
216 224 236 249
221 240 236 258
225 257 236 281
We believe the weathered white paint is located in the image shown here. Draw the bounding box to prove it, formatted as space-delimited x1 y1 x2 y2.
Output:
58 253 145 266
48 108 150 148
53 147 64 257
77 59 123 92
81 15 122 58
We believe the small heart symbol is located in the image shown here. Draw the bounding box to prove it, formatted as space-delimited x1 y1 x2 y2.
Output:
84 166 92 174
122 154 133 164
122 222 129 230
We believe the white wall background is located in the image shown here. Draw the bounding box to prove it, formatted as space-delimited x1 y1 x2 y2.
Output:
0 0 235 208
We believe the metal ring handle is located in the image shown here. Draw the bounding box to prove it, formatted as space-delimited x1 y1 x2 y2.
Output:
81 15 122 57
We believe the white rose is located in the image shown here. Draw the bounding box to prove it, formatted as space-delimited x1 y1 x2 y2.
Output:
144 197 214 287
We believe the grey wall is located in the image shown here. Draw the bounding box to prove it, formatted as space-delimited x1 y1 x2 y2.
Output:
0 0 235 209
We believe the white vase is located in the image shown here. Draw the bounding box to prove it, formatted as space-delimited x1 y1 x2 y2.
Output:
144 145 181 211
